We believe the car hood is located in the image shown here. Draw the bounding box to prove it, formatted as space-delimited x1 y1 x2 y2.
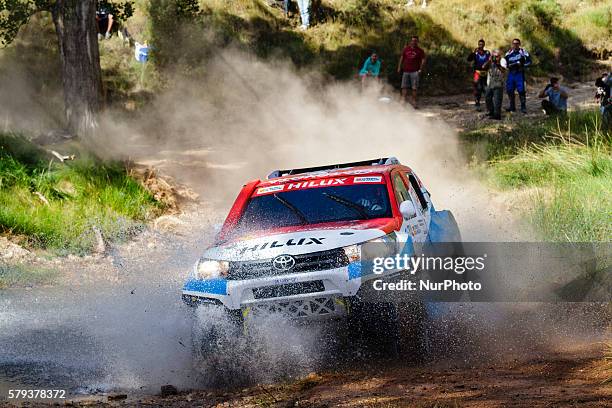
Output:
204 219 396 261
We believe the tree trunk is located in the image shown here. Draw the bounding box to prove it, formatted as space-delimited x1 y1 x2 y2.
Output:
51 0 102 137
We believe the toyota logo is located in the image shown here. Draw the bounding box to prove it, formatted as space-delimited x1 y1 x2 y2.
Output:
272 254 296 271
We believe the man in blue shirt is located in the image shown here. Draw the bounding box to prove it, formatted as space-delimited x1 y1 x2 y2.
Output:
467 39 491 111
360 51 382 89
538 77 569 115
504 38 532 113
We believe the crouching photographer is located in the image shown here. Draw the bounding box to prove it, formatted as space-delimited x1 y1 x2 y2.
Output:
538 77 568 116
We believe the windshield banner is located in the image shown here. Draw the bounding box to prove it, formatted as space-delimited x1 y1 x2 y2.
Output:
254 175 384 196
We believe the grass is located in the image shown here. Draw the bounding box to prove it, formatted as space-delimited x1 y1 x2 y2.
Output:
491 139 611 188
0 133 164 254
0 262 59 289
563 1 612 51
528 165 611 241
462 110 611 242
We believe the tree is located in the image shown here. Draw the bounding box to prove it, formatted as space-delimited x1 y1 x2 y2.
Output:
0 1 132 136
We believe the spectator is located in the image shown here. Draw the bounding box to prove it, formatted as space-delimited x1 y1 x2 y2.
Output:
467 39 491 111
96 6 114 40
483 49 506 120
538 77 569 115
504 38 532 113
397 36 427 108
296 0 310 30
359 51 382 89
595 72 612 128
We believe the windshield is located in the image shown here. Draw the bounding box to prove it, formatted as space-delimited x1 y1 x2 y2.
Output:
235 183 392 233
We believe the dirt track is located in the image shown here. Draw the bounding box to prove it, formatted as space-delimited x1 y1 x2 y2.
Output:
7 344 610 407
124 347 611 407
419 78 601 131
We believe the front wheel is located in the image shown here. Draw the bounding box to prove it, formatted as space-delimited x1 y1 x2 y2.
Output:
396 301 429 363
345 298 429 363
346 300 399 358
191 305 247 385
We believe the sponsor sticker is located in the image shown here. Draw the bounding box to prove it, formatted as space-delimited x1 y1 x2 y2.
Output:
255 185 285 195
239 237 327 253
354 176 383 183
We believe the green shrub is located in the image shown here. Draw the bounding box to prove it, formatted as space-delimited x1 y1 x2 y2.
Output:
492 141 611 188
530 176 611 242
0 133 163 254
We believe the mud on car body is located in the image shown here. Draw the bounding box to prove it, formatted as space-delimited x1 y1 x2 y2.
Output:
183 158 461 356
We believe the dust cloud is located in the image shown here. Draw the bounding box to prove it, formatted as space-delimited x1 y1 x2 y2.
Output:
95 48 523 241
0 59 63 134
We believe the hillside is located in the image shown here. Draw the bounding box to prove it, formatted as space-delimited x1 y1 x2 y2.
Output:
145 0 610 93
1 0 610 116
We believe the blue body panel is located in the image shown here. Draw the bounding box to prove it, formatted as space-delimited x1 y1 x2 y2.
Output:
428 210 461 242
183 278 228 295
348 262 362 280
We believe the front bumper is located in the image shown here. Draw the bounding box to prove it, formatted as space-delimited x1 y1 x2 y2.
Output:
182 265 362 318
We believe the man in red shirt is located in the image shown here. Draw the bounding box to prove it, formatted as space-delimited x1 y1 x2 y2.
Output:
397 36 427 108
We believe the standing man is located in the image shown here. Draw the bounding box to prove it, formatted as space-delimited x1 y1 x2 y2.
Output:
483 49 505 120
504 38 532 113
397 36 427 108
467 39 491 111
538 77 569 115
296 0 310 30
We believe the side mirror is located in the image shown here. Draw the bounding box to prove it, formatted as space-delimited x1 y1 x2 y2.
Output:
399 200 417 220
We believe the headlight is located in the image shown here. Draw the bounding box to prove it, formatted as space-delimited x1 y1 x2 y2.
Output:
344 235 396 263
195 259 229 280
360 234 397 261
343 244 361 262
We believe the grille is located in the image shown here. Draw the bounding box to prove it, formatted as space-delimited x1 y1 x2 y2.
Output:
250 297 342 318
252 280 325 299
227 248 349 280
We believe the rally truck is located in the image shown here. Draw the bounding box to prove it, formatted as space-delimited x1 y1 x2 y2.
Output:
183 158 462 358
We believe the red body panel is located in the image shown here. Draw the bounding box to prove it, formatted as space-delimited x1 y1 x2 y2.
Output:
216 165 413 244
218 180 259 242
